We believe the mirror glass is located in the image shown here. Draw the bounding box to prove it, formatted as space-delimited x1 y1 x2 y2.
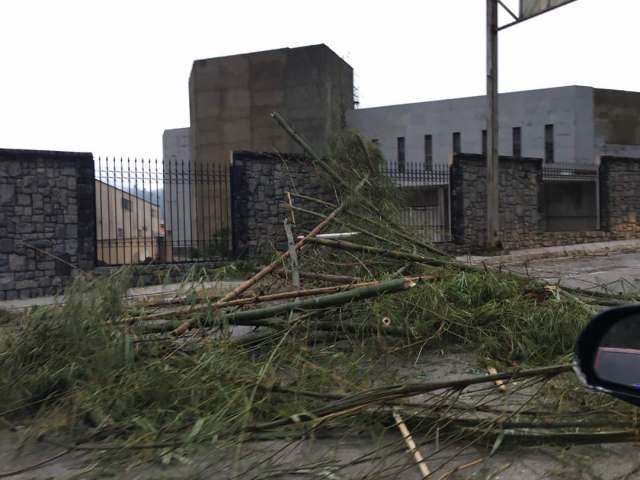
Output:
594 313 640 388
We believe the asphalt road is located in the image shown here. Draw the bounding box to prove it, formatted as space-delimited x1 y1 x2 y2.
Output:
508 251 640 293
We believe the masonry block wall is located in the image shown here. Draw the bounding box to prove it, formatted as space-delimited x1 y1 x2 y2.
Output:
450 154 544 250
600 156 640 238
0 149 96 300
230 151 334 258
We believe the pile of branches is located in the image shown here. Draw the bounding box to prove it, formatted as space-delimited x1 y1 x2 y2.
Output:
2 114 640 478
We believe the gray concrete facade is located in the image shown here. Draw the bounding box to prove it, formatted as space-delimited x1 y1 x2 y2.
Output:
172 83 640 169
162 127 193 249
189 44 354 168
347 86 596 166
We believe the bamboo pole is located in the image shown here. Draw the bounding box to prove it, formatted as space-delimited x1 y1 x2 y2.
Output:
290 191 448 257
148 277 417 334
274 269 361 284
125 277 433 323
305 237 451 267
392 408 430 478
171 177 368 336
247 364 573 432
280 202 406 251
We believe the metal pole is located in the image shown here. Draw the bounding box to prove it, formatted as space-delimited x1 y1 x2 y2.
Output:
487 0 500 248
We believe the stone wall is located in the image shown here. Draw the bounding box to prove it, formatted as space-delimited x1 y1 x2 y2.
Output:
450 154 544 250
0 149 95 299
600 156 640 238
230 151 334 258
229 151 640 259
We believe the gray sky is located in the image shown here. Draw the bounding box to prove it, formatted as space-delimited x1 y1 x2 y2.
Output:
0 0 636 159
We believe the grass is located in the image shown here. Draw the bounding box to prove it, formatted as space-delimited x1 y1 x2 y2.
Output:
369 269 593 366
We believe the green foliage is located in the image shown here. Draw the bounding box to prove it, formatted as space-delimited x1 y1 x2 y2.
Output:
371 269 591 366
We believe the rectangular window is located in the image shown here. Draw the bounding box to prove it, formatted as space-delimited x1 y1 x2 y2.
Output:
121 197 131 210
545 124 554 163
513 127 522 157
482 130 487 156
117 227 125 239
424 134 433 169
452 132 461 155
397 137 405 172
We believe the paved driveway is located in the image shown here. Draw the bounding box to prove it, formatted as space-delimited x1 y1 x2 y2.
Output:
508 251 640 293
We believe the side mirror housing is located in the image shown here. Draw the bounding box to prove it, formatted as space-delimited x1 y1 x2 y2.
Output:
575 305 640 406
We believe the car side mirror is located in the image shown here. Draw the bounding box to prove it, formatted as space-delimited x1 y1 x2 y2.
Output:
575 305 640 406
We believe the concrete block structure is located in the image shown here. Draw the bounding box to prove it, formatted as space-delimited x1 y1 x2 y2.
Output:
189 44 354 166
348 86 640 167
187 44 353 240
162 128 194 256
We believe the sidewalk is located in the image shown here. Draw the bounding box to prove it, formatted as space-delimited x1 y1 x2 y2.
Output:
456 239 640 266
0 280 243 311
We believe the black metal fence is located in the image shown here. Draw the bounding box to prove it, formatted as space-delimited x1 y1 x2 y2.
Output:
382 162 451 242
95 157 231 266
542 163 600 232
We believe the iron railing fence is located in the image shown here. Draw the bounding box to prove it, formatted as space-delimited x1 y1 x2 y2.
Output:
381 162 451 243
95 157 231 266
542 162 600 231
543 163 599 181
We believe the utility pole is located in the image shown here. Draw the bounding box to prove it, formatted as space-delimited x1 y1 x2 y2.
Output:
486 0 499 249
485 0 579 249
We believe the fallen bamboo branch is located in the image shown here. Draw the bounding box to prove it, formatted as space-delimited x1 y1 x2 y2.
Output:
392 408 430 478
125 277 433 324
280 202 406 250
171 176 368 336
274 269 361 284
271 112 448 258
247 364 573 432
305 236 451 267
145 277 417 334
486 367 507 393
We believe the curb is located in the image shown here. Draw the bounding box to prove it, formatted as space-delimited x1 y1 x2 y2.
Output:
457 239 640 267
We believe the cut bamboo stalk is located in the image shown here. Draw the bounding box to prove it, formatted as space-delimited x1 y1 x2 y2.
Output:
392 409 430 478
305 236 450 267
124 278 433 324
148 277 417 333
274 269 361 284
283 218 300 290
171 177 368 336
487 367 508 392
280 202 406 250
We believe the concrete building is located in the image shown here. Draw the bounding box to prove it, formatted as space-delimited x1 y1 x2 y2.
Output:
162 128 194 258
189 44 354 168
95 180 162 264
187 44 354 241
348 86 640 167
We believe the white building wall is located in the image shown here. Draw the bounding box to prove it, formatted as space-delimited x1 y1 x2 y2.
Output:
347 86 596 166
162 127 193 247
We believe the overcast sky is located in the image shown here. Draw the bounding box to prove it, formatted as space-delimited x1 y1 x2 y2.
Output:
0 0 636 159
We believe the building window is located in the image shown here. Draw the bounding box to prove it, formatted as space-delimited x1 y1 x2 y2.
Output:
482 130 487 157
121 197 131 210
424 134 433 170
117 227 125 239
513 127 522 157
397 137 405 172
545 124 554 163
452 132 461 155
